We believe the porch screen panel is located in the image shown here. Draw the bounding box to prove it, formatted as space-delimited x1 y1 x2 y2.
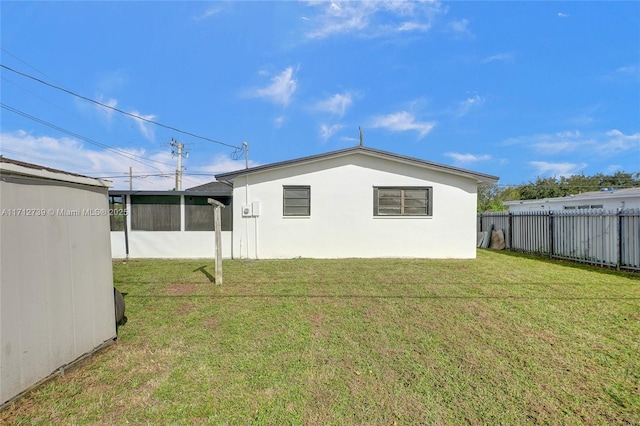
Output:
131 195 180 231
185 196 232 231
109 195 125 231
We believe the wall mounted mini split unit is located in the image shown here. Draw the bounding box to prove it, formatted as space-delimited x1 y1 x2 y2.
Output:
242 202 261 217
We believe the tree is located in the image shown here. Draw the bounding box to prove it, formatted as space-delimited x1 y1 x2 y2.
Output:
477 184 519 212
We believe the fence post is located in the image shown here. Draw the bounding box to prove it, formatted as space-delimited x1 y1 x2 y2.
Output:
617 209 623 270
508 212 513 250
549 211 554 259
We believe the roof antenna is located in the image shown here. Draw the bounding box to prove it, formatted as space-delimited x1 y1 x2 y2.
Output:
359 126 364 147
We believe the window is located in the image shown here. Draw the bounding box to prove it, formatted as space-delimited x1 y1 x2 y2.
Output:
283 186 310 216
131 195 180 231
185 196 233 231
109 195 125 231
373 187 432 216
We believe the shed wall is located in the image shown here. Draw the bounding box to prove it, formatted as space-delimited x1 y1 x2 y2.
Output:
1 177 116 405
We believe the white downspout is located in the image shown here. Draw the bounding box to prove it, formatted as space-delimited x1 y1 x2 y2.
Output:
243 142 250 259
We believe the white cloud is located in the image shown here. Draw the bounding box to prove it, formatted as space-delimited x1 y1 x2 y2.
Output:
0 130 254 190
533 141 580 155
319 123 343 141
598 129 640 153
274 116 286 128
557 12 569 18
304 1 442 39
250 67 298 107
448 18 473 38
95 96 118 122
531 130 583 154
529 161 587 177
602 64 640 81
128 110 157 141
313 92 353 116
0 130 176 190
85 93 157 141
194 7 221 21
444 152 492 164
518 129 639 157
616 65 638 75
482 53 514 64
370 111 435 138
190 154 258 177
456 94 484 116
397 21 430 32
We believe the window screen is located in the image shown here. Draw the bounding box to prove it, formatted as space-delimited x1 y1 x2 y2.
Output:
374 187 432 216
283 186 310 216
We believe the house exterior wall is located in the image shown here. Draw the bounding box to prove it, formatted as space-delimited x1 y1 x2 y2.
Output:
229 154 479 259
110 230 233 258
1 171 115 406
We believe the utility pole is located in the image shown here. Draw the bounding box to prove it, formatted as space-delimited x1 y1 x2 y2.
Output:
170 138 188 191
129 166 133 190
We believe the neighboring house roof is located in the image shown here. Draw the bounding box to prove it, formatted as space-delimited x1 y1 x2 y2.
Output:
0 156 112 188
215 146 499 184
503 187 640 208
108 181 232 197
186 181 233 194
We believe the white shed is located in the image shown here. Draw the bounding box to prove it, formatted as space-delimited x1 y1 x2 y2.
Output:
215 146 498 259
1 158 116 407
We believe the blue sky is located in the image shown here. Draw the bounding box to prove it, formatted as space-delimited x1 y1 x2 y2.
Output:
1 1 638 190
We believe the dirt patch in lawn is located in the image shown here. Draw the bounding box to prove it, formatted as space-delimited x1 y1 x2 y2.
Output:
203 317 220 329
165 283 197 296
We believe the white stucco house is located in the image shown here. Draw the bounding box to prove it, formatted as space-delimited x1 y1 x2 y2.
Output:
503 187 640 212
214 146 498 259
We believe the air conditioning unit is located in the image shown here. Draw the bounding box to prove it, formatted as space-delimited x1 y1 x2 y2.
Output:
242 205 252 217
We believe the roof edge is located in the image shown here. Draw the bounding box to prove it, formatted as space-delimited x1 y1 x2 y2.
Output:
215 146 499 184
0 157 112 188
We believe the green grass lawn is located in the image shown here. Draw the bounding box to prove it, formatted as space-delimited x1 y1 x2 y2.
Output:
2 250 639 425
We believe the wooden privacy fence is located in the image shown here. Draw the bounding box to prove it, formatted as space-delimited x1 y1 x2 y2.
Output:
477 209 640 271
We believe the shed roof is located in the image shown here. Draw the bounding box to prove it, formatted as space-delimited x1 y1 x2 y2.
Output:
215 146 499 184
0 156 112 188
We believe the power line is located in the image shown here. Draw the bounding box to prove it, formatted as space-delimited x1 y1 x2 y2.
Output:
1 103 169 173
0 148 99 172
0 48 64 86
1 63 243 152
